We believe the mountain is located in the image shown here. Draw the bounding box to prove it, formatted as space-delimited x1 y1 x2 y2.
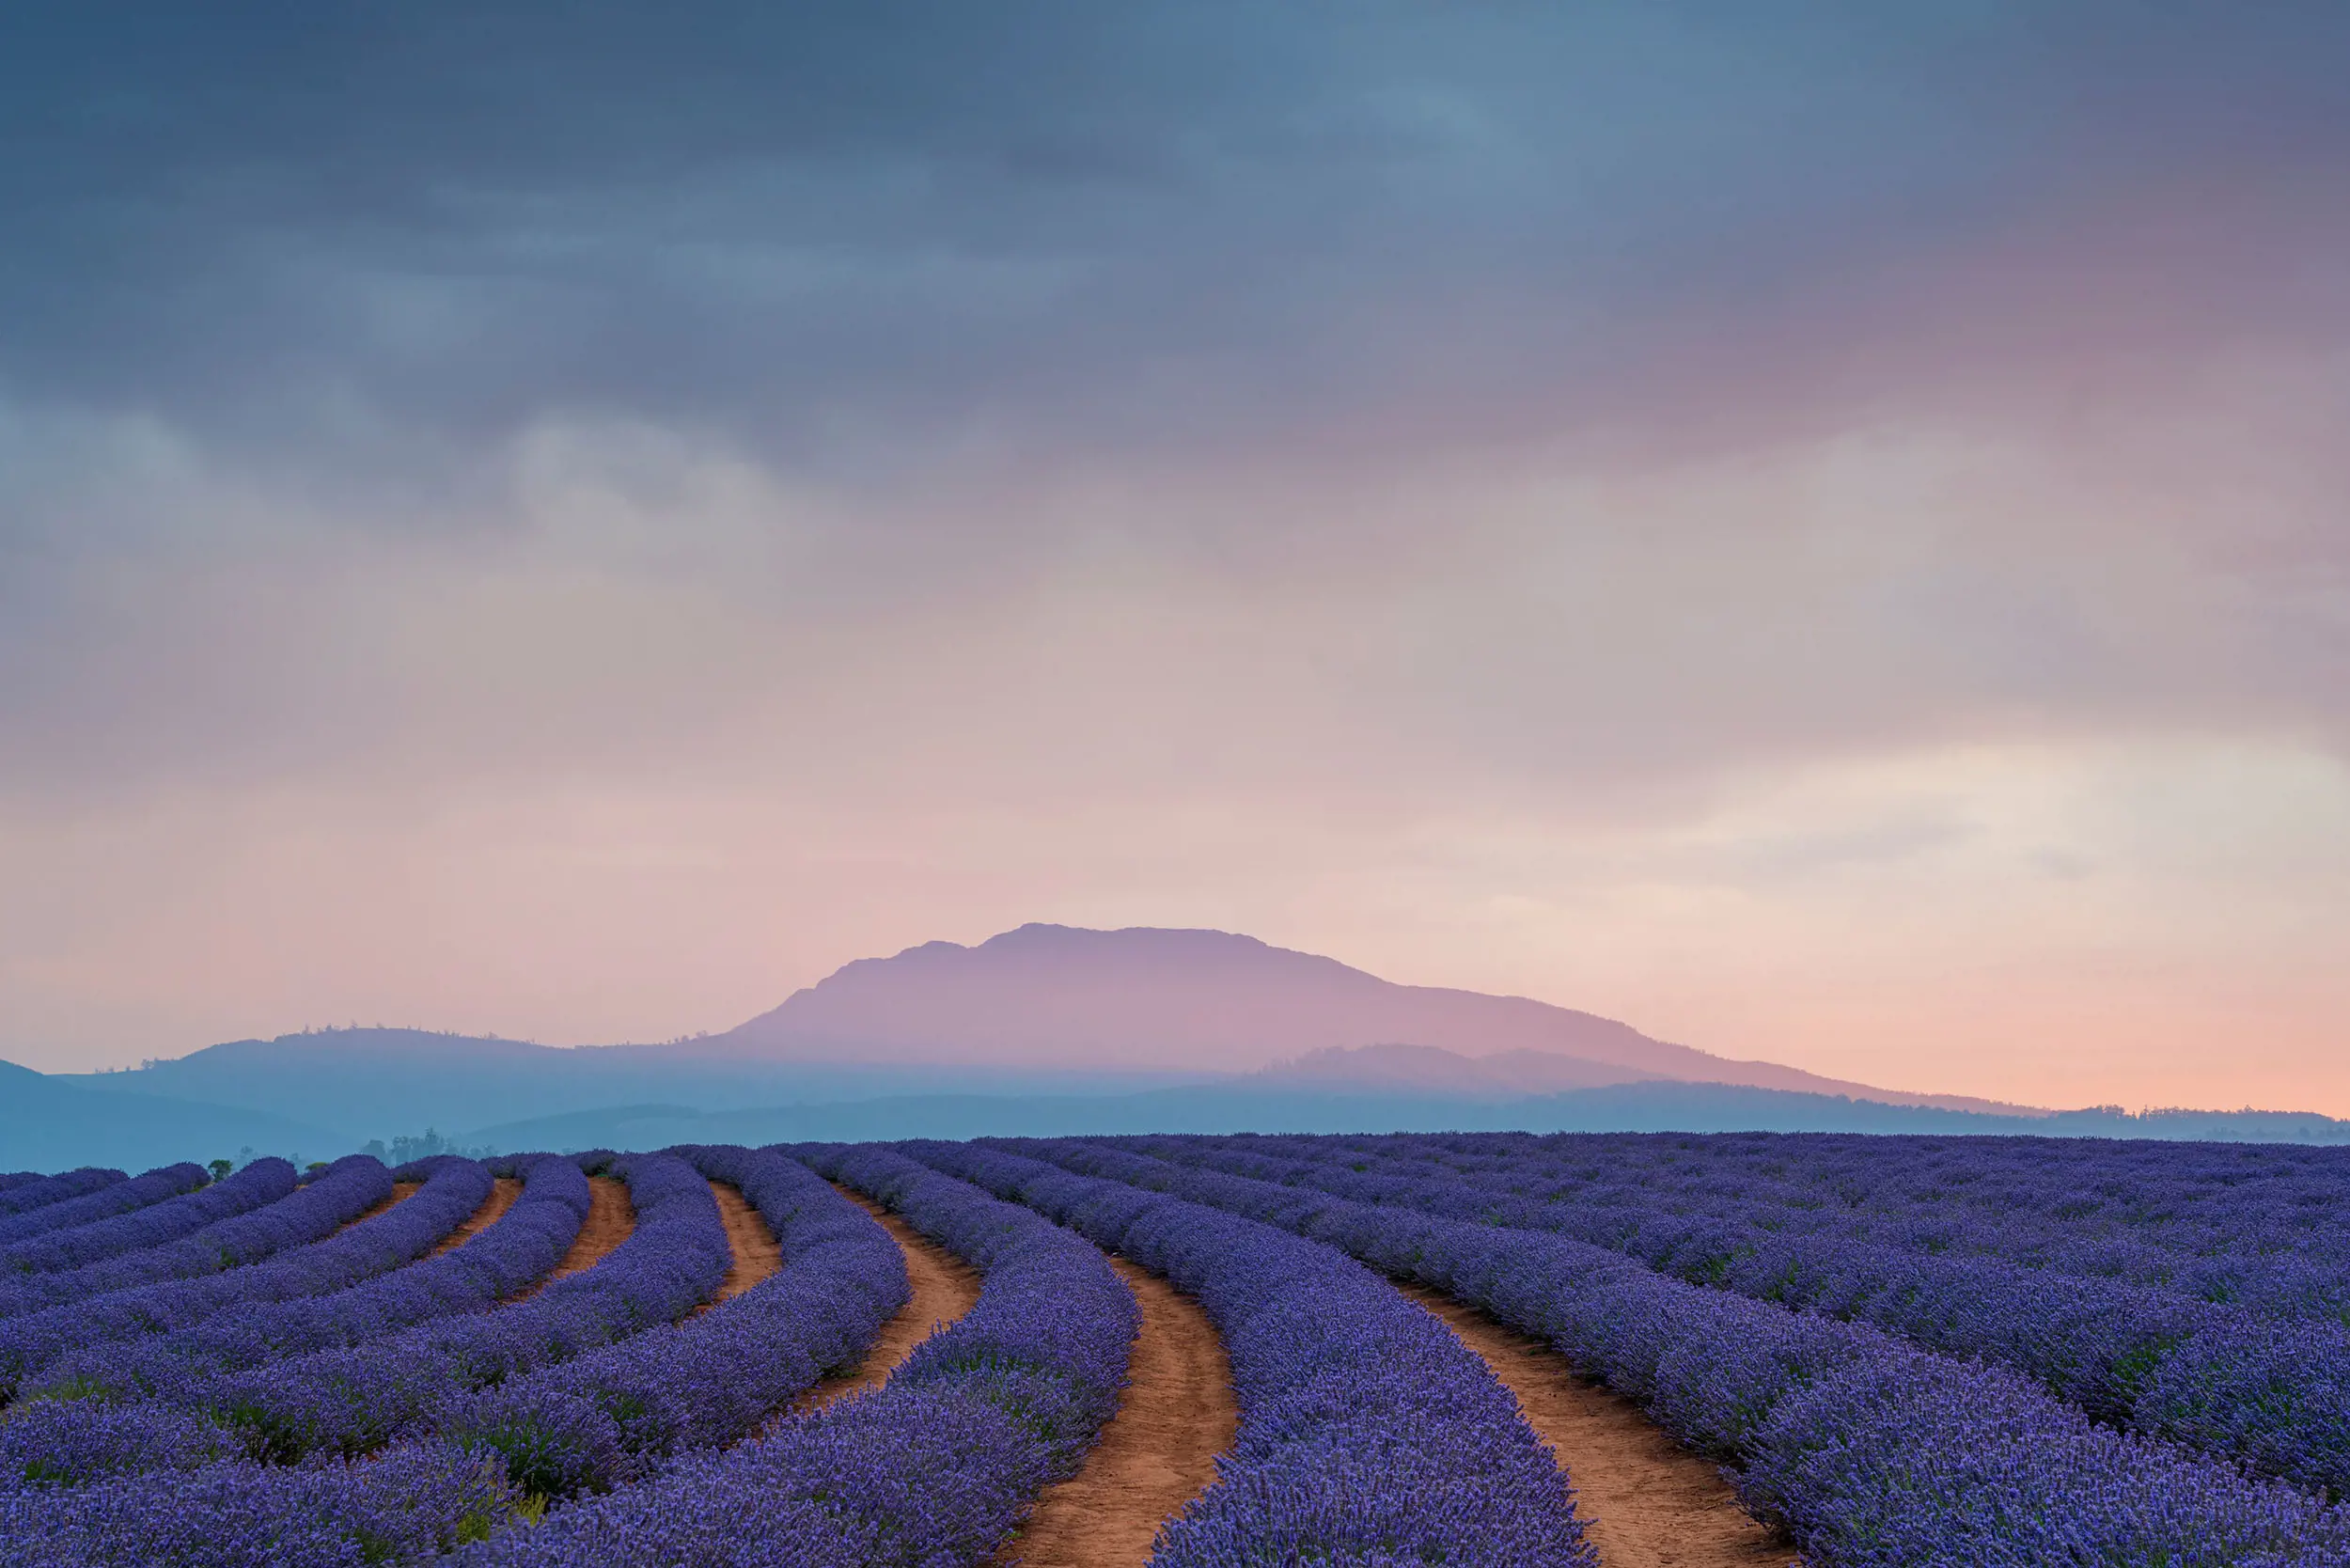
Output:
0 1059 340 1170
59 1027 1199 1146
1258 1043 1661 1096
18 920 2051 1167
716 923 2032 1115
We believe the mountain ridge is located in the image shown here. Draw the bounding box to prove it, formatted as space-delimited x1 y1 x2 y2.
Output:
0 1058 340 1169
10 919 2065 1167
715 922 2039 1116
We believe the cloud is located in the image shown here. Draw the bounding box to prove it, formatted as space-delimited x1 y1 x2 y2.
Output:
3 4 2337 478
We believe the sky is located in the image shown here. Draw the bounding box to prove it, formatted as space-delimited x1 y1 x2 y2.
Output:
2 4 2345 1112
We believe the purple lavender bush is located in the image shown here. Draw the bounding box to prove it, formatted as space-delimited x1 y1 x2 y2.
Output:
448 1144 1132 1566
26 1157 503 1400
196 1152 724 1463
0 1162 299 1310
0 1439 520 1567
0 1159 379 1341
3 1401 246 1489
0 1170 125 1221
0 1167 198 1250
436 1145 905 1494
1160 1130 2350 1318
1136 1131 2350 1498
0 1157 408 1399
0 1150 899 1561
1020 1137 2350 1567
456 1388 1073 1568
915 1139 1598 1568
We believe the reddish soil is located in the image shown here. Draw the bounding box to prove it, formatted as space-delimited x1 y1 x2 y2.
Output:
339 1181 419 1231
428 1177 524 1259
699 1181 783 1309
998 1257 1235 1568
1396 1282 1799 1568
508 1175 634 1299
793 1186 982 1413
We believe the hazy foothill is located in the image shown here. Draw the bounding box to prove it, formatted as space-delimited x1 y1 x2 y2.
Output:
7 924 2342 1172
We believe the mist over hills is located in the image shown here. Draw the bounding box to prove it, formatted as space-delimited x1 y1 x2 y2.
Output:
66 1025 1200 1145
8 922 2340 1168
0 1059 338 1171
462 1085 2350 1156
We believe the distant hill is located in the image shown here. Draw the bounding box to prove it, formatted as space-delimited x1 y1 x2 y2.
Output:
45 919 2334 1169
717 923 2034 1115
58 1027 1198 1146
44 924 2032 1153
1257 1043 1663 1096
0 1059 339 1170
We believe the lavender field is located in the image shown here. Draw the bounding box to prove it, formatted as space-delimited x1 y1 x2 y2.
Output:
2 1132 2346 1566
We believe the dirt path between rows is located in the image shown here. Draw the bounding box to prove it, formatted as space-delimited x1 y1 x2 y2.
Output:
794 1186 982 1413
999 1257 1233 1568
429 1177 524 1259
1396 1282 1797 1568
339 1180 418 1231
508 1174 634 1297
701 1182 783 1309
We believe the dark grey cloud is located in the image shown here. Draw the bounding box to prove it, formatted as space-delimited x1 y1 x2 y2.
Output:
8 0 2340 503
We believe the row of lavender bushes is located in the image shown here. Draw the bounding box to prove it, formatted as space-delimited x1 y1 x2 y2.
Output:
0 1170 124 1222
454 1143 1136 1568
5 1152 886 1497
27 1131 2321 1565
0 1440 521 1568
27 1156 510 1400
0 1167 202 1251
432 1144 907 1497
0 1155 587 1491
1258 1129 2350 1324
193 1152 725 1465
0 1146 931 1566
0 1154 653 1566
912 1138 1600 1568
1138 1132 2350 1500
13 1142 1579 1568
0 1156 403 1400
0 1161 300 1313
0 1160 548 1566
1022 1137 2350 1567
1311 1130 2350 1317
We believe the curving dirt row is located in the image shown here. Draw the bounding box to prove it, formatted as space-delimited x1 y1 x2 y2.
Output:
507 1174 634 1299
763 1180 1790 1568
428 1176 524 1259
1395 1281 1799 1568
338 1180 419 1232
806 1184 1235 1567
1002 1257 1234 1568
794 1187 983 1412
700 1181 783 1309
